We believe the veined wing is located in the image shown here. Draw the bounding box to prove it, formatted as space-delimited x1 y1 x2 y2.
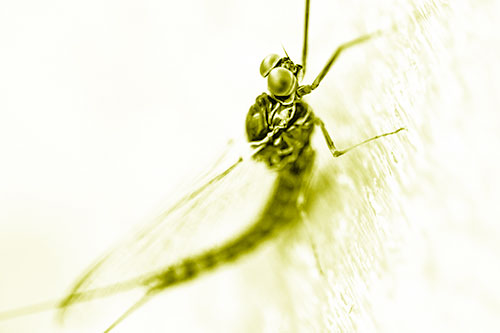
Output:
58 145 278 325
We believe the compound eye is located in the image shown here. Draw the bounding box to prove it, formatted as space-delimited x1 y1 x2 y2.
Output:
260 54 281 77
267 67 297 97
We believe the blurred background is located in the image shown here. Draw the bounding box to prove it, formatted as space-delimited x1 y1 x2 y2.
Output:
1 0 499 332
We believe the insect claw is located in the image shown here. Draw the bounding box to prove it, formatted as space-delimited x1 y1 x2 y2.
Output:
332 150 346 157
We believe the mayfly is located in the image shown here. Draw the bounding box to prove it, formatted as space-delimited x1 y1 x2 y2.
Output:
1 0 410 331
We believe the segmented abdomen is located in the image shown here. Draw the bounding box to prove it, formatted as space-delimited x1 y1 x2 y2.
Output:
146 145 315 292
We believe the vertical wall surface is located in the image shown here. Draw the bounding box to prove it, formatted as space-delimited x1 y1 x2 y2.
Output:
0 0 499 332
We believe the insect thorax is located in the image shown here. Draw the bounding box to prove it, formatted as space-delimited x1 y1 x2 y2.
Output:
246 93 315 168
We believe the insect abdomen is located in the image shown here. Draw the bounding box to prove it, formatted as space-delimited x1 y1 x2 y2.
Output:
147 146 315 292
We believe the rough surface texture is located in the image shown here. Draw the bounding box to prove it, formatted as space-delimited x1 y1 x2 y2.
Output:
1 0 499 332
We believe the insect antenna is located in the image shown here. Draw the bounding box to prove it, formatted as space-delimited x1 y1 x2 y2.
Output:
281 44 290 59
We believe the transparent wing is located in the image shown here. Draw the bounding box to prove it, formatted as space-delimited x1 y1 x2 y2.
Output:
58 145 278 325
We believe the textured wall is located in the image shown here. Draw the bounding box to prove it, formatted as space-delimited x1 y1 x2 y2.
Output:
1 0 499 332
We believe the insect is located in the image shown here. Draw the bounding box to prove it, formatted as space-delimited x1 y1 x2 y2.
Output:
0 0 418 331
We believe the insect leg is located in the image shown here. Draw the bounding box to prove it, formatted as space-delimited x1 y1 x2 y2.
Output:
301 0 311 74
310 30 383 90
306 6 435 93
315 118 405 158
295 28 386 98
299 206 325 277
103 291 156 332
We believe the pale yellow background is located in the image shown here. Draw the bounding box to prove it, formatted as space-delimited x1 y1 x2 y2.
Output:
1 0 499 332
